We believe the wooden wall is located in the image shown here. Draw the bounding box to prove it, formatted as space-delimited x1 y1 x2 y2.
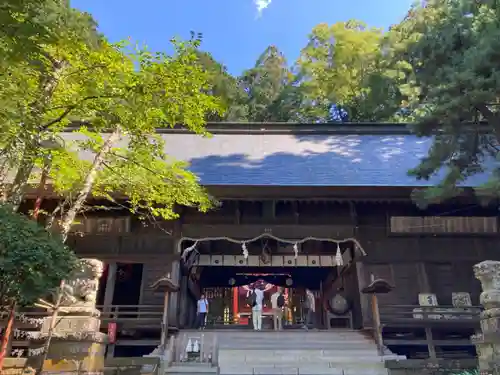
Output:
59 195 498 329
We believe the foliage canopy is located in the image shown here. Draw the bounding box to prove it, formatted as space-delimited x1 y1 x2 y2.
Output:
0 205 78 307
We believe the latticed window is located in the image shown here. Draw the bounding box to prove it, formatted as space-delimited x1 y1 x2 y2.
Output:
67 216 130 233
390 216 498 234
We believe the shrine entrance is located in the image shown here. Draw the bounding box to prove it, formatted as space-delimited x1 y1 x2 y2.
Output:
199 267 331 329
180 234 366 330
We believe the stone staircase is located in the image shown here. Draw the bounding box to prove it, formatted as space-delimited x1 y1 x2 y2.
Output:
215 330 402 375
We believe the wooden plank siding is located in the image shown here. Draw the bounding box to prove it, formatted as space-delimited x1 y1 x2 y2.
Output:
59 198 499 331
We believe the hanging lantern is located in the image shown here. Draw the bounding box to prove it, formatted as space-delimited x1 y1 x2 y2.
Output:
286 278 293 286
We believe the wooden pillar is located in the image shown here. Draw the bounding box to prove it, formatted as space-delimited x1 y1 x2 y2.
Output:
370 274 384 356
285 288 291 324
178 275 188 328
103 262 117 359
417 262 431 293
233 287 239 324
103 262 117 312
168 260 181 327
161 291 170 350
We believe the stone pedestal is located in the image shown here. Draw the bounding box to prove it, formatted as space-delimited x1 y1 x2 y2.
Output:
472 260 500 375
36 314 107 374
28 259 108 374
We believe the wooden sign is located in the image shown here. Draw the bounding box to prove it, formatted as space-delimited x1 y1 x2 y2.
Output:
107 322 117 344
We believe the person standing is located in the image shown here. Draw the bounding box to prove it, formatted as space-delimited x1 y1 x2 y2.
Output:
197 293 209 329
302 289 315 330
271 287 285 330
250 284 264 331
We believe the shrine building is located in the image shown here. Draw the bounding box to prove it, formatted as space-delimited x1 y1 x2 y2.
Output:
14 122 499 357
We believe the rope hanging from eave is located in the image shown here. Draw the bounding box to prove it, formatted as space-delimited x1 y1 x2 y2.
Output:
179 233 366 266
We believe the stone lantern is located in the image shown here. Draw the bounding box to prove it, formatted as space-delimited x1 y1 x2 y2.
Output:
472 260 500 375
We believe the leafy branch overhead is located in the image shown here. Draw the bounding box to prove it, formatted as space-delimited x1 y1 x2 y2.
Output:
0 0 223 236
387 0 500 205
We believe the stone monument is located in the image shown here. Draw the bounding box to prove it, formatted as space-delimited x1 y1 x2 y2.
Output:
472 260 500 375
34 258 108 374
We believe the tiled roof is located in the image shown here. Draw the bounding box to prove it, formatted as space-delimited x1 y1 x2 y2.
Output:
61 124 493 187
158 132 489 187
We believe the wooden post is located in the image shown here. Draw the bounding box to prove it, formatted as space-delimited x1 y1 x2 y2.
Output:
425 327 437 359
161 291 170 350
370 274 384 357
232 287 238 324
103 263 117 359
150 275 179 357
103 262 117 313
0 302 16 372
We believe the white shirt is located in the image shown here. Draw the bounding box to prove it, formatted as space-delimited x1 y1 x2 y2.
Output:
306 291 316 312
197 298 208 313
252 289 264 311
270 292 282 309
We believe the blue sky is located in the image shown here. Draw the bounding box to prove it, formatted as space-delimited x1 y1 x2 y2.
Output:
71 0 414 75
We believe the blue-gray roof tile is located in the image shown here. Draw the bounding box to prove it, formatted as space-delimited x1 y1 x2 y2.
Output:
158 132 490 187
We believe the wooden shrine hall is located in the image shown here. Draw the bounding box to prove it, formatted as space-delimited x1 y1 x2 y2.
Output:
6 122 497 359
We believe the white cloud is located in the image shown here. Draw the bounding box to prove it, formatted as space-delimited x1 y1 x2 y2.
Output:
254 0 272 17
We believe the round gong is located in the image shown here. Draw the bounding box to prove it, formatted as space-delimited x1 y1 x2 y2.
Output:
329 294 351 315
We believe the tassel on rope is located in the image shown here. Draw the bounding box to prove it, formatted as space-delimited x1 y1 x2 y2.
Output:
293 243 299 259
242 242 249 259
335 243 343 266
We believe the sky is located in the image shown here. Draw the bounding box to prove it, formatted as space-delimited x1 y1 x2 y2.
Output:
71 0 414 75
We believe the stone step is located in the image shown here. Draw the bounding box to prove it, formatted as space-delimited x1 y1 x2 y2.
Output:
166 364 218 374
219 364 388 375
218 350 382 362
218 345 377 351
218 337 374 343
213 330 388 375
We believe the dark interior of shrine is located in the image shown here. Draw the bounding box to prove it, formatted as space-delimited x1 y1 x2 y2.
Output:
198 266 333 289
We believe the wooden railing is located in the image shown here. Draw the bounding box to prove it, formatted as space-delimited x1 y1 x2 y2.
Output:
97 305 164 325
379 304 481 359
0 305 165 331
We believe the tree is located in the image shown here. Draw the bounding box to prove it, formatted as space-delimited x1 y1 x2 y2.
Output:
387 0 500 204
240 45 297 122
196 51 249 121
0 0 100 62
0 0 103 208
0 204 78 370
20 36 223 241
0 0 223 232
296 21 397 122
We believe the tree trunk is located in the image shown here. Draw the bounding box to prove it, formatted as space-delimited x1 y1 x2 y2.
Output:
5 59 67 209
32 159 51 221
58 128 121 242
0 302 16 372
35 130 120 375
35 281 64 375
